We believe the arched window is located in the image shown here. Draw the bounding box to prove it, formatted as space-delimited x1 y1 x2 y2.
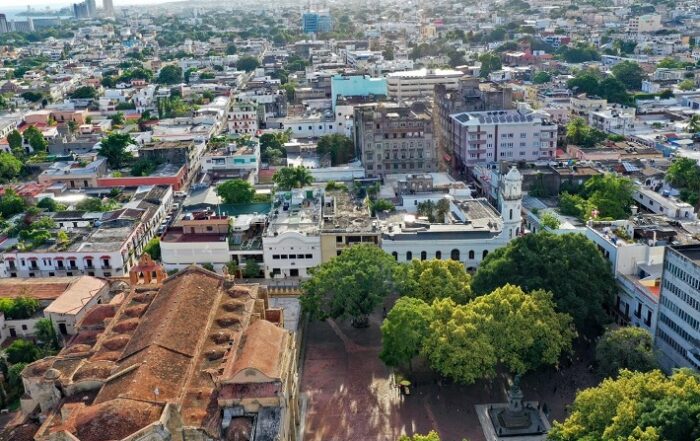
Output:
510 208 513 220
406 251 413 261
451 249 460 261
392 252 398 261
435 251 442 260
468 250 475 260
420 251 427 260
483 250 489 259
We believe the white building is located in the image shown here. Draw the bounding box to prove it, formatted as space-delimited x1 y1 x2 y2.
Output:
227 100 258 135
633 186 696 220
656 244 700 372
201 140 260 181
262 188 323 279
380 167 523 271
450 109 557 169
589 106 637 135
386 68 463 100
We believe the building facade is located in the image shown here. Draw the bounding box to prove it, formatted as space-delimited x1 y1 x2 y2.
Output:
354 103 438 178
450 109 557 171
656 245 700 372
386 68 463 101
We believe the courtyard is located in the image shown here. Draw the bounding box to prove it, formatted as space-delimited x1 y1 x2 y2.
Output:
299 308 599 441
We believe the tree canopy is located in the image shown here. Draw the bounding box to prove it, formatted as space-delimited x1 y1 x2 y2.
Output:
216 179 256 204
6 339 40 364
0 152 22 182
398 431 442 441
157 65 183 84
471 232 615 334
70 85 98 99
478 53 502 78
666 157 700 205
394 259 473 304
300 244 397 326
595 327 658 379
549 369 700 441
565 117 607 148
236 56 260 72
24 125 48 152
98 133 134 169
611 61 644 90
272 166 313 190
316 134 355 165
380 297 433 368
422 285 574 383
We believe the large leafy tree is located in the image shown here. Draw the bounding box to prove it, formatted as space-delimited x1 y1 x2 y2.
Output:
380 297 432 369
157 65 183 84
0 189 27 218
394 259 473 304
24 125 48 152
272 166 313 190
565 117 607 148
70 85 98 99
300 244 396 327
595 327 658 379
216 179 256 204
422 298 497 384
236 56 260 72
611 61 644 90
35 318 59 350
7 129 22 151
549 369 700 441
0 152 22 182
6 339 40 364
478 52 502 78
98 132 134 169
316 134 355 165
599 76 632 105
471 232 616 334
583 174 634 219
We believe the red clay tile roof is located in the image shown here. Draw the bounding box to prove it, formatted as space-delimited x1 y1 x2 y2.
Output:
224 319 287 381
73 399 164 441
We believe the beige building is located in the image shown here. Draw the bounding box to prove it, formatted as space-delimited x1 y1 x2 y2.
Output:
21 256 299 441
386 68 463 100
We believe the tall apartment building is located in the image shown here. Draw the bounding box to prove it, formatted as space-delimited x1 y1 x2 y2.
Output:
302 11 332 34
386 68 463 101
0 14 9 34
450 109 557 171
103 0 115 16
434 77 513 172
656 244 700 372
354 103 438 178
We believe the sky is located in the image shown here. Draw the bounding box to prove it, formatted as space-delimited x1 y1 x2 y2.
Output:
8 0 176 8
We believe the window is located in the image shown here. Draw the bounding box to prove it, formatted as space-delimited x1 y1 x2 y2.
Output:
420 251 427 260
305 254 313 259
392 252 398 260
483 250 489 259
469 250 475 260
406 251 412 260
435 251 442 260
450 249 460 260
273 255 280 260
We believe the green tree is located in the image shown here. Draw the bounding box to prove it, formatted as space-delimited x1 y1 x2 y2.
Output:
7 129 22 151
300 244 397 327
70 85 98 99
21 91 43 102
678 79 696 91
380 297 432 369
567 72 600 96
584 174 635 219
130 158 158 176
316 134 355 165
478 52 502 78
471 232 616 334
549 369 700 441
236 56 260 72
23 125 48 152
157 65 183 84
226 44 237 55
35 318 59 350
595 327 658 379
0 189 27 218
539 212 561 230
599 76 631 105
75 197 116 212
98 132 134 169
243 258 261 278
611 61 644 90
143 237 161 261
666 157 700 191
565 117 607 148
532 71 552 84
6 339 40 364
216 179 256 204
0 152 22 182
110 111 125 126
394 259 473 304
272 166 314 190
37 197 66 212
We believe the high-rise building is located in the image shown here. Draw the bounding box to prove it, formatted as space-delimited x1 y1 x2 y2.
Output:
86 0 97 17
103 0 115 16
354 103 438 178
0 14 9 34
73 2 89 19
302 11 332 34
434 77 513 172
450 109 557 171
656 244 700 372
